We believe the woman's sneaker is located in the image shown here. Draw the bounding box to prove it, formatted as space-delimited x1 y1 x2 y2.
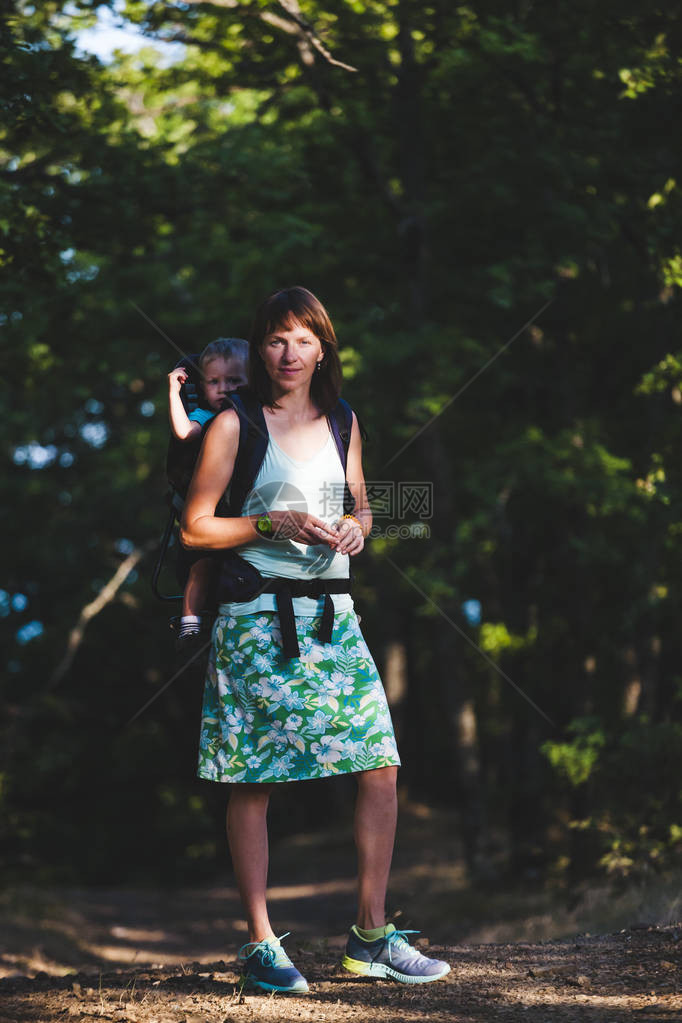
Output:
238 933 309 994
341 924 450 984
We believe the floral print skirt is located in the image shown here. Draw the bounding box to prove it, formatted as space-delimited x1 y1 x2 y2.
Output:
197 609 401 783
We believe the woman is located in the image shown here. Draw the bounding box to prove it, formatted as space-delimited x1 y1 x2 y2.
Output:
181 287 449 993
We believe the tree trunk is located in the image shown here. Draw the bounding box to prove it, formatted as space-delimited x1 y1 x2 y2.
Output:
418 426 490 878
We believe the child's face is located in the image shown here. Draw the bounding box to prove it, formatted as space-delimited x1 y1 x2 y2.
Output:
201 356 248 410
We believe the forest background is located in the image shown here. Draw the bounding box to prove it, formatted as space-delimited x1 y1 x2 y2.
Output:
2 0 682 915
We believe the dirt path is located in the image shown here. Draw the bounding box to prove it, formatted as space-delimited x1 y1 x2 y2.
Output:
2 924 681 1022
2 808 681 1021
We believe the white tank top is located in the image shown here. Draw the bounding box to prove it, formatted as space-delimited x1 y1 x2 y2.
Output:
219 427 354 618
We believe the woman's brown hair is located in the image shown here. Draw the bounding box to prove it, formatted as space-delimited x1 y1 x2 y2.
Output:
249 286 342 413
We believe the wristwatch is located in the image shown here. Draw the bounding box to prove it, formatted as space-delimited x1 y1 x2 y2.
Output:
255 512 274 538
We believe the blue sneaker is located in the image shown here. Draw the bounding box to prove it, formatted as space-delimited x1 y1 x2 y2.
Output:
341 924 450 984
238 932 309 994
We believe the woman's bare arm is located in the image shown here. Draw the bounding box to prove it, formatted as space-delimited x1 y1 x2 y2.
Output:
335 412 371 555
180 408 341 550
180 410 254 549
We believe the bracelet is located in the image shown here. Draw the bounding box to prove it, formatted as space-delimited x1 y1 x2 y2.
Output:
341 514 363 530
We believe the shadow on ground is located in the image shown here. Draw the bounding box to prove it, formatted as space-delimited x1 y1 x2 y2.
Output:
2 802 682 1021
0 927 681 1023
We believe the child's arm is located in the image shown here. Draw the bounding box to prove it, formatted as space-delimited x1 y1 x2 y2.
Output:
168 367 202 441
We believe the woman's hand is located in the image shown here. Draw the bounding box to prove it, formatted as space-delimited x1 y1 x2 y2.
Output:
334 516 365 556
267 511 364 555
268 510 341 547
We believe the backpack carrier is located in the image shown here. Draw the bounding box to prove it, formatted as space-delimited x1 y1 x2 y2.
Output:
151 353 207 603
152 367 364 658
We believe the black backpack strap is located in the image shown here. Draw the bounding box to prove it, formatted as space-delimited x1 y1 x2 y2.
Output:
328 397 368 516
226 394 364 515
259 578 352 657
225 388 269 516
328 397 353 472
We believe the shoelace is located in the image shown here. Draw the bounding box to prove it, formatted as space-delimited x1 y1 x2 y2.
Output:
238 931 292 968
385 928 420 964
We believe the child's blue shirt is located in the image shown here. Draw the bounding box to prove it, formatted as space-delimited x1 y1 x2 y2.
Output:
189 408 216 427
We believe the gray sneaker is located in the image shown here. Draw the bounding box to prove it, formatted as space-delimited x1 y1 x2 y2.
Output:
341 924 450 984
238 933 309 994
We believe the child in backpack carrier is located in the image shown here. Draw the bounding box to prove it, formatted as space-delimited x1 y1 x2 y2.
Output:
168 337 249 648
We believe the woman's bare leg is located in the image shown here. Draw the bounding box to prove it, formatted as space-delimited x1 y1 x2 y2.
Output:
354 766 399 929
227 783 275 942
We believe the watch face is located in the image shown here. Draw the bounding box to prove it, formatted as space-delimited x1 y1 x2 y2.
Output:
257 514 272 536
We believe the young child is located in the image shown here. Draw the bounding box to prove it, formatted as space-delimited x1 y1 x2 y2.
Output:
168 337 249 646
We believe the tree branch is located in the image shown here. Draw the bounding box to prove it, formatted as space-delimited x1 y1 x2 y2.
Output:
48 541 156 689
151 28 235 54
271 0 357 72
170 0 239 7
163 0 358 72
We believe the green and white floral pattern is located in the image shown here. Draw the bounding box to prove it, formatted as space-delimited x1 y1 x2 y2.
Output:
198 610 401 783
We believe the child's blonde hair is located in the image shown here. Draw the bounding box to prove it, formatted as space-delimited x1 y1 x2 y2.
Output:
198 337 249 373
